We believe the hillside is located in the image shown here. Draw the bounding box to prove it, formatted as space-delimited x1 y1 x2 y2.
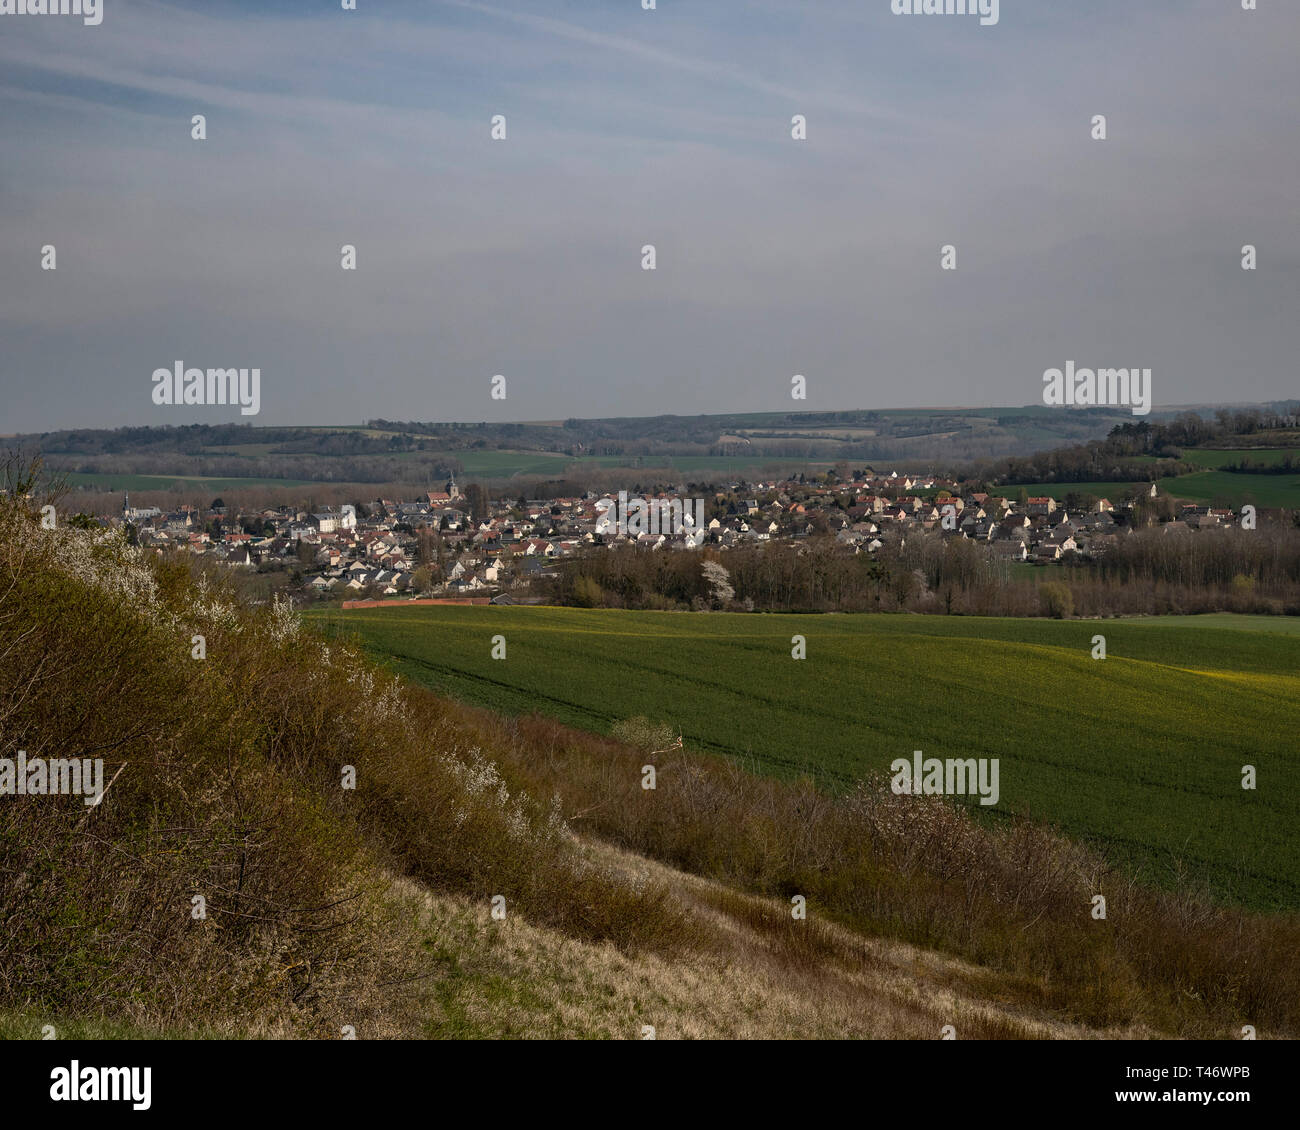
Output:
23 406 1149 497
3 481 1298 1039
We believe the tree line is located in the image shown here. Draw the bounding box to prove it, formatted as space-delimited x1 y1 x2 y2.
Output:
547 524 1300 618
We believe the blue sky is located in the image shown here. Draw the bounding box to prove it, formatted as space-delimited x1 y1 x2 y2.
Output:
1 0 1296 430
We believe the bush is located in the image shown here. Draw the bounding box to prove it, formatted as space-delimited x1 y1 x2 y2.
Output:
1039 581 1075 618
609 716 677 753
0 488 691 1035
571 575 604 608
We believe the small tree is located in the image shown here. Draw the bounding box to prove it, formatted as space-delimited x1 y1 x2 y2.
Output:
1039 581 1074 619
572 575 603 608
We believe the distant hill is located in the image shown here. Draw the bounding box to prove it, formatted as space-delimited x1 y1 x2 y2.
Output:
15 404 1192 493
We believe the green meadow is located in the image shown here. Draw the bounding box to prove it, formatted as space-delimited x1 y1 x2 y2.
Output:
1006 444 1300 508
1181 448 1296 469
308 605 1300 911
61 471 320 492
1006 471 1300 508
1001 481 1149 502
453 450 826 478
1160 469 1300 508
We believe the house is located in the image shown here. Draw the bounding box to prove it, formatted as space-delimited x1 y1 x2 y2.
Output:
1044 532 1078 553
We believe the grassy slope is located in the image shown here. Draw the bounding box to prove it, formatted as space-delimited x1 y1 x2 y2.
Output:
316 606 1300 911
3 843 1123 1041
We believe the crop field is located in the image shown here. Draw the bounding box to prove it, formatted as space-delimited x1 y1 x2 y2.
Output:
60 472 321 492
452 450 827 478
1000 481 1151 502
1006 470 1300 508
1182 448 1296 468
309 605 1300 910
1160 469 1300 508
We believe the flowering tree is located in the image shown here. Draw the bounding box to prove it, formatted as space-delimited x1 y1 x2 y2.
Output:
700 559 734 607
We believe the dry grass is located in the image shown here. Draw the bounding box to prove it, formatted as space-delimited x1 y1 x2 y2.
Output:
362 841 1144 1040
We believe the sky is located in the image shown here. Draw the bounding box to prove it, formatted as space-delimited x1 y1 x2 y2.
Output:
1 0 1297 432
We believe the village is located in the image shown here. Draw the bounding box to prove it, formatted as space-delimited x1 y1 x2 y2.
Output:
100 466 1249 605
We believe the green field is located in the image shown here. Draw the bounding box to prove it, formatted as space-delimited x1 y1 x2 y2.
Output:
1124 612 1300 634
55 451 817 492
1182 448 1297 469
1007 470 1300 508
453 450 828 478
308 606 1300 911
1002 481 1150 502
61 472 321 492
1160 470 1300 508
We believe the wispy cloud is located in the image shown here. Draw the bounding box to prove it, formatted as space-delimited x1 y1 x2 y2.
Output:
0 0 1296 430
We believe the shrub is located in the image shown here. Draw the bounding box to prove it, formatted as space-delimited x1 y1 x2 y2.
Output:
1039 581 1074 618
0 487 692 1035
571 575 604 608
